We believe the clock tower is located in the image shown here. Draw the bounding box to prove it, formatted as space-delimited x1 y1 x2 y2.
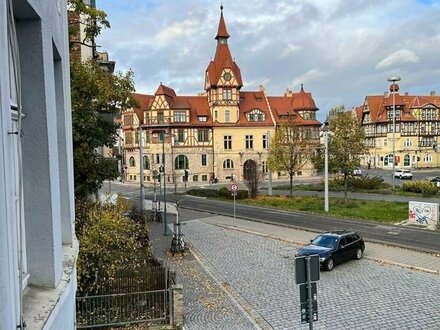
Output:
205 5 242 123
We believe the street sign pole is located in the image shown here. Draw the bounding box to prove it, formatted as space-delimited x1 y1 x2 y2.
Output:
233 191 236 219
306 256 313 330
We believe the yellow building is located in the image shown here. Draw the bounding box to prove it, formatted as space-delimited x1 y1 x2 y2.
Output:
122 6 321 184
356 82 440 169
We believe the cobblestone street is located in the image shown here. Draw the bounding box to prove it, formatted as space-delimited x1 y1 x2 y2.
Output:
177 218 440 330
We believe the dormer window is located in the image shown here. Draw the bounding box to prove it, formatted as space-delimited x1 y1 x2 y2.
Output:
247 109 265 122
198 116 207 122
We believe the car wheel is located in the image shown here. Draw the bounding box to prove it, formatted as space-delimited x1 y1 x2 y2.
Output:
324 257 334 271
355 248 363 260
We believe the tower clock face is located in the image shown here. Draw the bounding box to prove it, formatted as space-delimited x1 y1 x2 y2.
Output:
223 72 232 81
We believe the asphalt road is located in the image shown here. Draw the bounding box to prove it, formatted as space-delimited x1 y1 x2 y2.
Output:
102 181 440 254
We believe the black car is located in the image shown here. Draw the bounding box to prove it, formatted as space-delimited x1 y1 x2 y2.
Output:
295 230 365 271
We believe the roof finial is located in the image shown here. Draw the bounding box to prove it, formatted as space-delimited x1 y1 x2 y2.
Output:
300 83 304 91
220 3 223 13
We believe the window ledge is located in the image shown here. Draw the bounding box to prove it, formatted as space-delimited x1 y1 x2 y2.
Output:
22 237 79 330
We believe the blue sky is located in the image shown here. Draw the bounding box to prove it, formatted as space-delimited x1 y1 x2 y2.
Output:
97 0 440 122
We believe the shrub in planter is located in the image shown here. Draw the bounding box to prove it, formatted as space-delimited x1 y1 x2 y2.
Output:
401 180 438 196
218 187 229 198
236 189 249 199
348 175 384 190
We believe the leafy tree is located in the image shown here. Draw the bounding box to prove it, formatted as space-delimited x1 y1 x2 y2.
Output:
328 105 368 201
71 59 137 198
68 1 138 198
68 0 110 50
268 122 314 197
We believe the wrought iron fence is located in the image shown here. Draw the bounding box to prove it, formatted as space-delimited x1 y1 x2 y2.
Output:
76 264 176 328
76 289 168 328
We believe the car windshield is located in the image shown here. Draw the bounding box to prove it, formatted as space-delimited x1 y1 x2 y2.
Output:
311 235 338 248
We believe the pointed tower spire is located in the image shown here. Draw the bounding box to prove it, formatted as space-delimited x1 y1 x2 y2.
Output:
216 4 230 41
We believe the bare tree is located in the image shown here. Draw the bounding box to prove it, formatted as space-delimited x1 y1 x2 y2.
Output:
268 122 314 197
243 161 265 198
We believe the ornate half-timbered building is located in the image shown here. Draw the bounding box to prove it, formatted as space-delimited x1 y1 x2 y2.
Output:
122 7 321 185
355 82 440 169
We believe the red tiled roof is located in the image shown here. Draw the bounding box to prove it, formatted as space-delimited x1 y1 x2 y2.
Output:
206 10 243 88
132 93 154 122
216 11 230 39
364 91 440 123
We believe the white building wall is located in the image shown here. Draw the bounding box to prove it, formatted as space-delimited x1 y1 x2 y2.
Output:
0 0 77 329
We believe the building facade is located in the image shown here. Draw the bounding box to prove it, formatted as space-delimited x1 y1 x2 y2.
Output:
356 83 440 169
1 0 77 329
123 7 321 185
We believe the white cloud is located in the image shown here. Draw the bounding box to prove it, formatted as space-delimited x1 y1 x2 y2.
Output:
97 0 440 123
375 49 420 70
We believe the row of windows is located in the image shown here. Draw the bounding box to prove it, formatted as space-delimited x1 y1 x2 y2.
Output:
224 134 270 150
124 129 211 145
128 155 269 171
129 154 208 170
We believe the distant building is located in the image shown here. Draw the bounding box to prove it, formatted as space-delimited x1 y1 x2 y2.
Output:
1 0 77 329
122 6 321 184
355 83 440 169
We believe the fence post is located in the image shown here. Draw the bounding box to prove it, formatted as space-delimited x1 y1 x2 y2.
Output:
171 284 183 327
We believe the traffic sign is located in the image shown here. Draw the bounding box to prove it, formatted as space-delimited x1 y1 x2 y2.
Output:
230 183 238 191
295 255 320 284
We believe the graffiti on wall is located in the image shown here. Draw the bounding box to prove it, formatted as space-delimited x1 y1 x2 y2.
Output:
408 201 439 230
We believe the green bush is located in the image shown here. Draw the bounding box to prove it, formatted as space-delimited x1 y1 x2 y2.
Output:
218 187 229 198
186 188 219 198
236 189 249 199
348 175 384 190
401 180 438 196
75 197 152 296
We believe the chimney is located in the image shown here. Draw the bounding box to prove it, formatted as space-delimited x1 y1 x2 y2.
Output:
259 85 265 92
285 88 293 97
404 92 408 96
384 91 388 97
431 91 436 96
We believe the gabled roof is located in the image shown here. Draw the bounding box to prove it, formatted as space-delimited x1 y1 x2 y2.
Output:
362 85 440 124
267 86 320 126
132 93 154 122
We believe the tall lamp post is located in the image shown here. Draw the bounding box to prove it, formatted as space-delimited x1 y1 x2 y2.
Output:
322 123 330 212
387 76 401 190
161 131 168 235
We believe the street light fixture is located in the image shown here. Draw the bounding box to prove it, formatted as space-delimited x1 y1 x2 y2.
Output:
387 76 401 189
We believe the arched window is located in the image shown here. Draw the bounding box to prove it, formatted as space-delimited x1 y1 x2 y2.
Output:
129 156 135 167
223 159 234 169
143 155 150 170
404 154 410 167
175 155 189 169
246 109 265 122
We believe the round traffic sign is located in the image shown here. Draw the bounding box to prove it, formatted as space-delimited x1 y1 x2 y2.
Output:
231 183 238 191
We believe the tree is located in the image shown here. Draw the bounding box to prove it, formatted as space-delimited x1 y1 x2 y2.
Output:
71 59 137 198
68 0 110 51
242 160 265 198
328 105 368 201
268 122 314 197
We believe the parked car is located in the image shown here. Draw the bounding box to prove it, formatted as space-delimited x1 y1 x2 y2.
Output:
394 169 413 179
295 230 365 271
352 167 362 176
430 176 440 187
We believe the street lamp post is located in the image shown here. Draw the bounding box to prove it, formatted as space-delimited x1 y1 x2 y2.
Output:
387 76 401 190
324 128 329 212
139 128 145 211
267 131 273 196
161 131 168 235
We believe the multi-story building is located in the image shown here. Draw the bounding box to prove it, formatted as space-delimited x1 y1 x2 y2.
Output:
123 7 321 185
356 82 440 169
1 0 77 329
